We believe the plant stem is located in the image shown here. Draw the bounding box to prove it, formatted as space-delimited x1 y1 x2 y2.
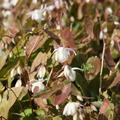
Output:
99 42 106 95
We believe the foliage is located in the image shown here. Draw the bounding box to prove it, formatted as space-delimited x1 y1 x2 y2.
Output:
0 0 120 120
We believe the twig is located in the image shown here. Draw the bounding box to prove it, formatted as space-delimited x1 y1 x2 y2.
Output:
115 59 120 69
0 115 7 120
46 67 54 85
99 42 106 94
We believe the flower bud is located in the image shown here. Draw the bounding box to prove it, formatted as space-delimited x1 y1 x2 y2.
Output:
37 65 46 79
10 68 17 78
15 79 22 87
63 102 80 116
32 81 45 93
17 66 22 75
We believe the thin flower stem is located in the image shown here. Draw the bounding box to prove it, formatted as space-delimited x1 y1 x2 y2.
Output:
47 67 54 85
115 59 120 69
99 42 106 95
0 115 7 120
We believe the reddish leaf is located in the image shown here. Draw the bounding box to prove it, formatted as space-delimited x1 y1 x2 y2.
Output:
85 16 94 39
26 35 46 58
105 46 115 71
99 99 110 114
60 28 76 49
109 73 120 88
53 83 71 105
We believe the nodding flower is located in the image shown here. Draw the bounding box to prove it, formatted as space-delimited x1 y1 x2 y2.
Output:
27 8 46 22
53 47 76 63
31 81 45 93
37 65 46 79
58 65 81 81
63 102 82 120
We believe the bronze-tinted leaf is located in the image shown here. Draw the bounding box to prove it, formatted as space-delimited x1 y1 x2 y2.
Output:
105 46 115 71
85 56 101 81
26 35 47 58
53 83 71 105
60 28 76 49
109 72 120 88
99 99 110 114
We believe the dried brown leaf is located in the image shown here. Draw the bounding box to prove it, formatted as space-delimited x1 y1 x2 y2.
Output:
60 28 76 49
53 83 71 105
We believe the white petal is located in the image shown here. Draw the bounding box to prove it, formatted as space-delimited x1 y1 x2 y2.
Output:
15 79 22 87
32 81 45 93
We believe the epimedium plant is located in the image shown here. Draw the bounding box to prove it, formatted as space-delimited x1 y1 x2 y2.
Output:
0 0 120 120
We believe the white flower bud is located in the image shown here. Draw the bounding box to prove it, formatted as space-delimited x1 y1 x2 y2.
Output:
15 79 22 87
105 7 113 15
99 31 104 40
63 102 80 116
17 66 22 75
37 65 46 79
77 95 83 101
32 0 37 4
32 81 45 93
54 0 63 9
27 8 46 22
2 0 11 9
103 27 108 33
10 0 19 6
9 51 13 58
10 68 17 78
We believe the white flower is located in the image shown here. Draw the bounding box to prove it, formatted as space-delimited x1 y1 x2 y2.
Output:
2 10 12 17
37 65 46 79
10 0 19 6
10 68 17 78
32 0 37 4
27 8 46 22
46 5 55 12
54 0 63 9
2 0 11 9
99 31 104 40
54 47 76 63
32 81 45 93
103 27 108 33
114 21 119 25
85 0 90 3
64 65 81 81
64 65 76 81
17 66 22 75
105 7 113 15
63 102 80 116
15 79 22 87
58 65 81 81
3 21 10 29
